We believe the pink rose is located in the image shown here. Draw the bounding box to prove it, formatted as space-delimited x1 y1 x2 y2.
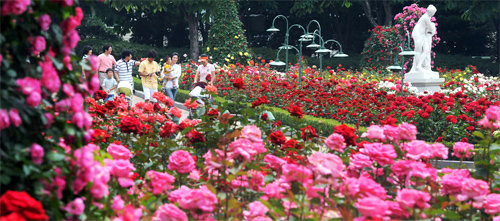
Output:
308 151 345 178
485 194 500 215
398 122 417 141
26 92 42 107
396 189 431 209
188 170 200 181
430 143 448 159
360 143 397 166
40 59 61 93
228 138 266 161
263 154 286 171
403 140 433 160
452 142 474 159
71 93 84 112
110 159 135 177
168 150 196 174
63 30 80 49
383 125 400 143
324 133 346 152
243 201 269 220
30 143 44 164
63 83 75 97
1 0 31 15
111 195 124 211
344 176 387 199
63 197 85 215
37 14 51 31
107 143 132 160
348 153 373 170
355 196 388 219
90 180 109 199
169 186 192 203
178 186 218 214
0 109 10 130
457 178 490 207
72 111 92 130
152 204 187 221
361 125 386 140
146 170 175 195
16 77 41 95
8 109 21 127
262 181 288 200
485 105 500 121
281 163 312 183
117 205 142 221
31 36 46 54
241 125 262 143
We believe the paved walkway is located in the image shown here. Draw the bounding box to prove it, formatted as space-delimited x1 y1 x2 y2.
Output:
130 94 190 121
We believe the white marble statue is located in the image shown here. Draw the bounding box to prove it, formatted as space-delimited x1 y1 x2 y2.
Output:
406 5 439 79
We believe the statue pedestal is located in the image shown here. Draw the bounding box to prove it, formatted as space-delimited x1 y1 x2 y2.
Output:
404 77 445 93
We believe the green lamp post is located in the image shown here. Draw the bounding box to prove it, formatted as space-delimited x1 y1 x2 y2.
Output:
307 32 348 73
267 15 290 70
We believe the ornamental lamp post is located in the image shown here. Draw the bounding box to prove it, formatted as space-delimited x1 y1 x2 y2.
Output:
267 15 290 70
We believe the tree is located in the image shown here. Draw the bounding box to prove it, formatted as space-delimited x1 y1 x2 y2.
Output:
205 0 251 64
108 0 214 60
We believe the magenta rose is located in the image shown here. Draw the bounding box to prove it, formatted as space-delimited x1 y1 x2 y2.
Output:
30 143 44 165
324 133 346 152
355 196 388 219
485 105 500 121
146 170 175 195
37 14 51 31
485 194 500 215
1 0 31 15
9 109 21 127
168 150 196 174
396 189 431 209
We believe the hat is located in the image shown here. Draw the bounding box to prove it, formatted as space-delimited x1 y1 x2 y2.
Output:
199 55 208 62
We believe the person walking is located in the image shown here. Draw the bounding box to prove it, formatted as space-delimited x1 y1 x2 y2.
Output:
81 45 92 81
138 50 160 103
97 44 116 86
115 49 140 93
193 54 215 88
163 52 181 101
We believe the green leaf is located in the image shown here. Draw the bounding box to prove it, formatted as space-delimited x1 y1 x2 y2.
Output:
472 131 484 139
47 152 65 162
443 210 462 219
490 143 500 151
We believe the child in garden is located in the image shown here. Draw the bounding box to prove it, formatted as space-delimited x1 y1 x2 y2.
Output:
161 57 173 92
102 68 117 102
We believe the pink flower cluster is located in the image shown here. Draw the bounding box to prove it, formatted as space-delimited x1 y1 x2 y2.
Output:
478 105 500 130
228 125 267 161
1 0 30 15
168 150 196 174
169 185 218 219
0 108 22 131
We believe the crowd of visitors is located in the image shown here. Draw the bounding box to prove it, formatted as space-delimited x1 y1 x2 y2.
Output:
80 44 217 105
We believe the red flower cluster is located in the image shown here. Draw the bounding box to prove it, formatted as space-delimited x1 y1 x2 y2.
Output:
186 129 205 144
119 116 143 134
287 104 303 119
251 96 270 108
269 130 286 145
160 121 177 138
301 125 318 141
334 124 358 146
95 90 108 100
232 78 245 89
0 191 49 221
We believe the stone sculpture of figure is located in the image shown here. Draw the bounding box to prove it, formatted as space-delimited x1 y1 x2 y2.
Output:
406 5 439 79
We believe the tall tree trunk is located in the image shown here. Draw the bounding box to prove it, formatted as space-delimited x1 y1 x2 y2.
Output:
383 0 393 26
362 0 378 28
186 12 200 60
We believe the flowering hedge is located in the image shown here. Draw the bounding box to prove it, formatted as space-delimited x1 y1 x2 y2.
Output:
361 25 402 72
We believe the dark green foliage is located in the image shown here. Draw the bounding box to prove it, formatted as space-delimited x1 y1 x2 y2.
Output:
205 0 251 64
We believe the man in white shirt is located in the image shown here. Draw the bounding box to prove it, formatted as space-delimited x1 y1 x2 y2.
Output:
193 54 215 88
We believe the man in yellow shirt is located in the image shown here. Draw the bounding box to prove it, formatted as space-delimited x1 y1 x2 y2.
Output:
138 50 160 102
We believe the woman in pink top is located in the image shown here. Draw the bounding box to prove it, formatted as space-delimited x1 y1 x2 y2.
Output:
193 54 215 89
97 44 117 86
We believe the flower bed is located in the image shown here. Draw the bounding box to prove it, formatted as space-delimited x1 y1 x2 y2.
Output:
178 61 499 149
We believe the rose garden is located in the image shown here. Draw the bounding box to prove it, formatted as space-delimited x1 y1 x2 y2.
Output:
1 0 499 220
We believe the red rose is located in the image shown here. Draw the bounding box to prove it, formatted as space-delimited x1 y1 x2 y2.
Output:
333 124 358 146
206 74 212 81
119 116 143 134
282 139 303 150
160 121 177 138
261 113 268 121
300 125 318 141
446 115 457 124
232 78 245 89
186 129 205 144
0 191 49 221
95 90 108 100
207 108 219 116
287 104 303 119
269 130 286 145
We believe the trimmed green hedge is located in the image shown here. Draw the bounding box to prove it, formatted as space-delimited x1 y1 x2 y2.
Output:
174 89 366 136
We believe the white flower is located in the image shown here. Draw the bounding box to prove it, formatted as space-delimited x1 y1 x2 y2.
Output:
183 54 187 57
